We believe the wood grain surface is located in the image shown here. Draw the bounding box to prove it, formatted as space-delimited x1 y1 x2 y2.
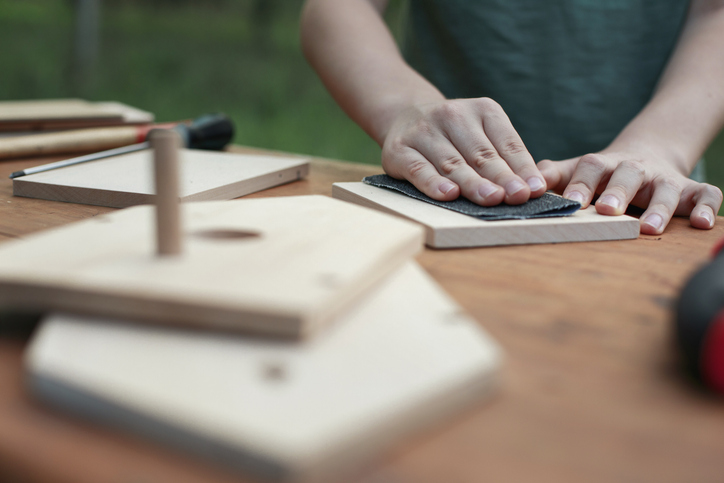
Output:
1 147 724 483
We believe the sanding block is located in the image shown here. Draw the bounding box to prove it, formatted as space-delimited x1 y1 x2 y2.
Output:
333 181 639 248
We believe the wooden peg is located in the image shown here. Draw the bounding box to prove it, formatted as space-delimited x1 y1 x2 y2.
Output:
150 129 182 256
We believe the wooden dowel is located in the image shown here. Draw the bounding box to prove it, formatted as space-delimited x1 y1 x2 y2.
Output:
150 129 182 256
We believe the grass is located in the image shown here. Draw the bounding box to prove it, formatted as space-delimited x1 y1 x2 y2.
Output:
0 0 385 164
0 0 722 213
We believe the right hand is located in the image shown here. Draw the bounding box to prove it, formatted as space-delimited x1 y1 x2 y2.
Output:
381 97 547 205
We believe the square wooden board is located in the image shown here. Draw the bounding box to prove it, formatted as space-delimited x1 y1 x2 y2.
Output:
13 148 311 208
0 195 424 338
333 182 640 248
26 262 502 482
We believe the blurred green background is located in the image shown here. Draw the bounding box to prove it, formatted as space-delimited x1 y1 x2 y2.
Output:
1 0 723 209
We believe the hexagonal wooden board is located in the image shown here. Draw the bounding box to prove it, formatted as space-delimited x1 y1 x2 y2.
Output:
26 262 502 481
0 195 423 338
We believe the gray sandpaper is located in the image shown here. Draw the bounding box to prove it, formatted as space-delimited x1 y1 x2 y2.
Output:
363 174 580 221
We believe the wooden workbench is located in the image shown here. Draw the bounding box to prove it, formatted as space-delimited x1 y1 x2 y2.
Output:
0 146 723 483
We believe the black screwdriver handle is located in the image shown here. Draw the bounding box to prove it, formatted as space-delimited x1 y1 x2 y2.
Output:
173 113 235 151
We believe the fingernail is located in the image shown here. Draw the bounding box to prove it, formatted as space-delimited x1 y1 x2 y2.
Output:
643 213 663 231
526 177 545 192
598 195 620 211
478 184 501 199
702 210 714 227
506 180 526 195
439 182 456 195
565 191 585 204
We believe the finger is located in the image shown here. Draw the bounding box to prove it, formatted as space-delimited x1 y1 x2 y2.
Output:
639 177 681 235
474 98 547 197
382 146 461 201
595 160 646 215
413 132 505 206
677 182 723 230
432 102 529 204
538 158 579 194
562 154 612 208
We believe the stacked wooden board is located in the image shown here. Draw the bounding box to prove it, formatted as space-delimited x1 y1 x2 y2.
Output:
3 189 502 480
0 99 153 131
0 196 423 337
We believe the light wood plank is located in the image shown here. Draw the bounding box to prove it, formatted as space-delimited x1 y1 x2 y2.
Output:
25 262 502 482
0 99 121 122
333 182 640 248
0 99 153 131
13 149 311 208
0 195 423 338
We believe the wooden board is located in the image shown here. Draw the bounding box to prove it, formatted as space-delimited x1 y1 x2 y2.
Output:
0 195 424 337
25 262 502 482
0 99 154 131
333 182 640 248
1 151 724 483
13 149 311 208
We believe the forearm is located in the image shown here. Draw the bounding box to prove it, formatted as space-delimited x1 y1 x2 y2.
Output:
300 0 445 145
610 0 724 174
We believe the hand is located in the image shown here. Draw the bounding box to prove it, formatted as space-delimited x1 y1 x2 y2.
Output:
538 147 723 235
380 98 548 206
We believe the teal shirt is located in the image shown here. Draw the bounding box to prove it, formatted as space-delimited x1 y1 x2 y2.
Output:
403 0 689 162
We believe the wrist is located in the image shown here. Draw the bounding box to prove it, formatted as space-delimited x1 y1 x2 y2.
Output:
605 131 692 176
368 82 446 145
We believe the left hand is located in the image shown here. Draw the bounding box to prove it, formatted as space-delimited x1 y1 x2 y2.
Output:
538 147 723 235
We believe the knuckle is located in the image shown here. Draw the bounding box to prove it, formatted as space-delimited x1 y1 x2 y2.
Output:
706 184 724 204
607 184 630 198
500 138 527 156
471 147 501 171
438 156 467 176
537 159 554 170
620 160 646 178
433 101 464 122
382 137 405 155
406 159 430 180
412 120 435 138
476 97 501 112
649 203 673 215
578 153 607 172
653 175 681 193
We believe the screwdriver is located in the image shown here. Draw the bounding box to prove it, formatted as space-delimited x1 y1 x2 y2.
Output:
9 113 234 179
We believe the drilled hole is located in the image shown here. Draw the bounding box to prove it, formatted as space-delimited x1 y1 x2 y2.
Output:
261 361 287 381
192 229 261 240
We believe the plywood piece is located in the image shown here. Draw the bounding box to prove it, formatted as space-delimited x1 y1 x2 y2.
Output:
0 196 424 337
93 101 154 124
0 99 153 131
13 148 311 208
333 182 640 248
25 262 502 482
